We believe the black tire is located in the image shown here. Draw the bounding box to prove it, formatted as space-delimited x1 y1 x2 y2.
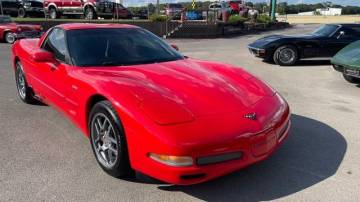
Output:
343 74 360 83
4 32 16 44
48 7 58 19
273 45 299 66
84 6 96 20
89 100 131 178
18 7 27 18
15 61 38 104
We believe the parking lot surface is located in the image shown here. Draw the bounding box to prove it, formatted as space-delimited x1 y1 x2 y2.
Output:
1 24 360 201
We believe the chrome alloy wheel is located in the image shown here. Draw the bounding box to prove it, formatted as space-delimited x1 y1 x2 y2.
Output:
91 113 119 168
16 63 26 99
279 48 296 64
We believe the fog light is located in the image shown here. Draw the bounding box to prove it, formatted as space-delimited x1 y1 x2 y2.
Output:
148 153 193 167
259 49 266 54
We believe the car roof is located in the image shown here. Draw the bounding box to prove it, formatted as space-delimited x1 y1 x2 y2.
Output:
326 23 360 27
56 23 139 31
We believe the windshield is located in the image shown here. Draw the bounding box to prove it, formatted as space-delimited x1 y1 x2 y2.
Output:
67 28 184 67
0 16 13 24
311 24 339 37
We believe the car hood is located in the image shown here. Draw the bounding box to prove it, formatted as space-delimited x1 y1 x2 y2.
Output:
332 40 360 69
81 59 275 119
249 34 316 47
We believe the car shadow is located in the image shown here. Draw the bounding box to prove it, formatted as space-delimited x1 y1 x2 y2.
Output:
157 114 347 201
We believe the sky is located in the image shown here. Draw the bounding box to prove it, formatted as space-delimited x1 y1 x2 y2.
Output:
123 0 360 7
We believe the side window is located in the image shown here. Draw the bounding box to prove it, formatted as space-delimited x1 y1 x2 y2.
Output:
42 29 67 62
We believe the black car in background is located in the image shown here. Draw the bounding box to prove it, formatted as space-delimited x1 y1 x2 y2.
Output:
0 0 44 18
248 24 360 66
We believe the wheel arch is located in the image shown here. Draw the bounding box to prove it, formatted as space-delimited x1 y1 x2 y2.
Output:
85 94 109 135
83 3 95 13
47 4 58 12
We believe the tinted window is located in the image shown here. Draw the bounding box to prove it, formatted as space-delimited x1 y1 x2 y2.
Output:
341 27 360 38
66 28 184 67
43 28 67 62
0 16 12 24
311 24 339 37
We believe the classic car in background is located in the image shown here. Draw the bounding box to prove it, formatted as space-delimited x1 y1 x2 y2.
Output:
0 0 44 18
0 15 42 43
331 40 360 83
248 24 360 66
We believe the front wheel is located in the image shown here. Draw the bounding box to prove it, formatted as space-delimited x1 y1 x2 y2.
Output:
89 101 131 178
343 74 360 83
273 45 299 66
15 61 38 104
4 32 16 44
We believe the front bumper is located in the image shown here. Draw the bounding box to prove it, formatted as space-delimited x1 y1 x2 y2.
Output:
332 63 360 78
248 46 267 58
127 94 291 185
24 7 44 13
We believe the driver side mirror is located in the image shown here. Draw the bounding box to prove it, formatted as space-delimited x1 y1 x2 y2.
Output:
337 31 345 39
32 50 55 62
171 44 179 51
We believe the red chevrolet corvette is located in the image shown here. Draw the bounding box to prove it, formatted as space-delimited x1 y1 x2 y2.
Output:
11 23 290 185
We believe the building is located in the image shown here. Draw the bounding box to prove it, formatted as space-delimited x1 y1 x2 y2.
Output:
298 7 342 16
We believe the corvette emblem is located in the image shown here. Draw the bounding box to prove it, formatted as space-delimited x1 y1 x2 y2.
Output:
244 112 257 120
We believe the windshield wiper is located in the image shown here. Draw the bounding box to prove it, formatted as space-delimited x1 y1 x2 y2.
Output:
101 61 124 66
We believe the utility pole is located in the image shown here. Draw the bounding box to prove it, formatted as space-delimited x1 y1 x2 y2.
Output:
271 0 277 21
156 0 160 15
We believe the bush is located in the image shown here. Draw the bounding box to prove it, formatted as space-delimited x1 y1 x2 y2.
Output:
256 14 271 24
227 15 247 25
149 14 168 22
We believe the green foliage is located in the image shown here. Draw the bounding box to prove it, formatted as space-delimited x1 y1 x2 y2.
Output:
257 15 271 24
228 15 247 25
149 14 167 22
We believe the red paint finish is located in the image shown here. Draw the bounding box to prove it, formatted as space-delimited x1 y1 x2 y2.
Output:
12 24 290 185
0 22 41 41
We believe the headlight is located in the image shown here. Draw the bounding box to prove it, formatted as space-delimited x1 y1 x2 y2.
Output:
40 26 44 31
148 153 193 167
24 2 31 7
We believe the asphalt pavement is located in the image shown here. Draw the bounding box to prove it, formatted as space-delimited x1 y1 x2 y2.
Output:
0 24 359 201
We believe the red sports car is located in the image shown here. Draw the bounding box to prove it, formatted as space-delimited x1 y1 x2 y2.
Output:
11 23 290 185
0 15 42 44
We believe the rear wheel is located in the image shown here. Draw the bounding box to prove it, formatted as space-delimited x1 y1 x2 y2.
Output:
4 32 16 44
84 6 96 20
18 7 27 18
15 61 38 104
343 73 360 83
48 7 58 19
273 45 299 66
89 101 131 178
